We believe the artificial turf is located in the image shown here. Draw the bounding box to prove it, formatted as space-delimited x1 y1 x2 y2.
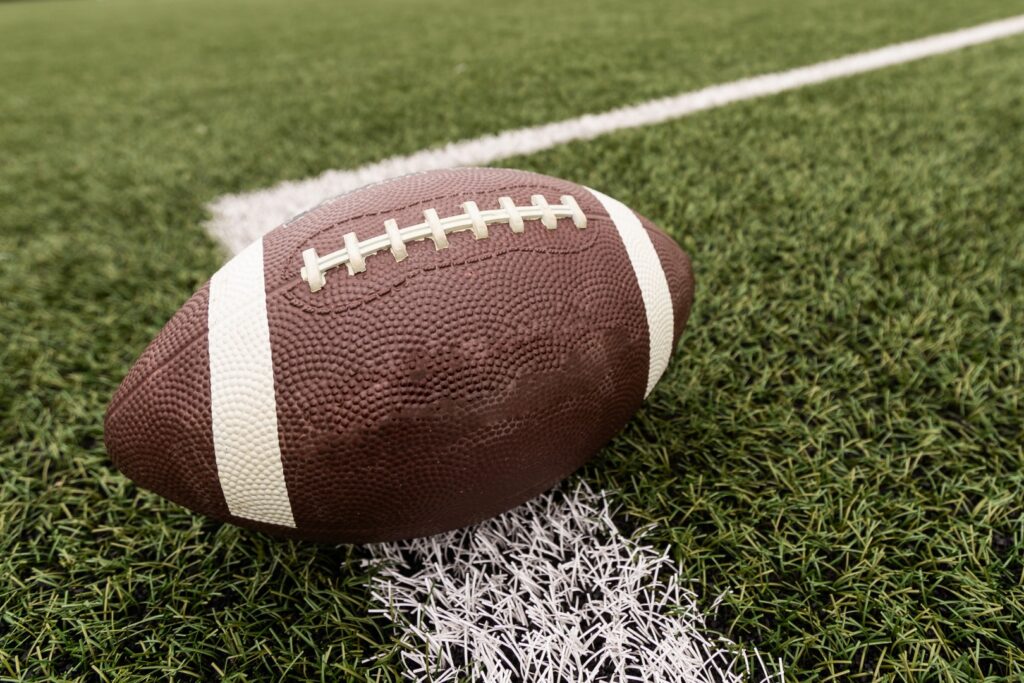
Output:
549 35 1024 679
1 0 1023 680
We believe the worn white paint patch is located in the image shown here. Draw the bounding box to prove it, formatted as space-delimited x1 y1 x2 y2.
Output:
367 484 783 683
206 15 1024 254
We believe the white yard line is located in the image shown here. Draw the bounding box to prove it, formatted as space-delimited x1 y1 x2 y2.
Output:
367 484 782 683
203 15 1024 681
207 14 1024 253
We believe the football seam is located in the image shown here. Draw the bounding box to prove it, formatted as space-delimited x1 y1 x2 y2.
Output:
108 188 668 423
273 180 570 284
282 214 612 316
105 213 621 419
299 194 588 290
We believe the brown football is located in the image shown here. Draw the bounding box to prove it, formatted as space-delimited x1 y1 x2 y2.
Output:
104 168 695 543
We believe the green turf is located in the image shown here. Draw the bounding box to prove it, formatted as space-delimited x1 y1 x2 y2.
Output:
2 0 1023 680
535 38 1024 681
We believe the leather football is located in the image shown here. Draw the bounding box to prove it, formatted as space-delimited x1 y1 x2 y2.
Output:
104 168 695 542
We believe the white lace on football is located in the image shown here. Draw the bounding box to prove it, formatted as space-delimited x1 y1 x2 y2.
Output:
300 194 587 291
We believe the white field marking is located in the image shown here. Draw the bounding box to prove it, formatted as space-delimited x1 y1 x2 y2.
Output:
367 483 783 683
206 14 1024 253
208 239 295 528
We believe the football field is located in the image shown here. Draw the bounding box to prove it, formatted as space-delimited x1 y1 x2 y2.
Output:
2 1 1023 680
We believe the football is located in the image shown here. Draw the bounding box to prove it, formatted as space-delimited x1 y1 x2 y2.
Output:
104 168 694 542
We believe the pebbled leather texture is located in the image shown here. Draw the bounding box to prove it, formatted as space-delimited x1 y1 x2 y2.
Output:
104 168 695 543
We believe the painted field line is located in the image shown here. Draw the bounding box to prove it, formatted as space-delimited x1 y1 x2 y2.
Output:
367 483 783 682
207 14 1024 253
